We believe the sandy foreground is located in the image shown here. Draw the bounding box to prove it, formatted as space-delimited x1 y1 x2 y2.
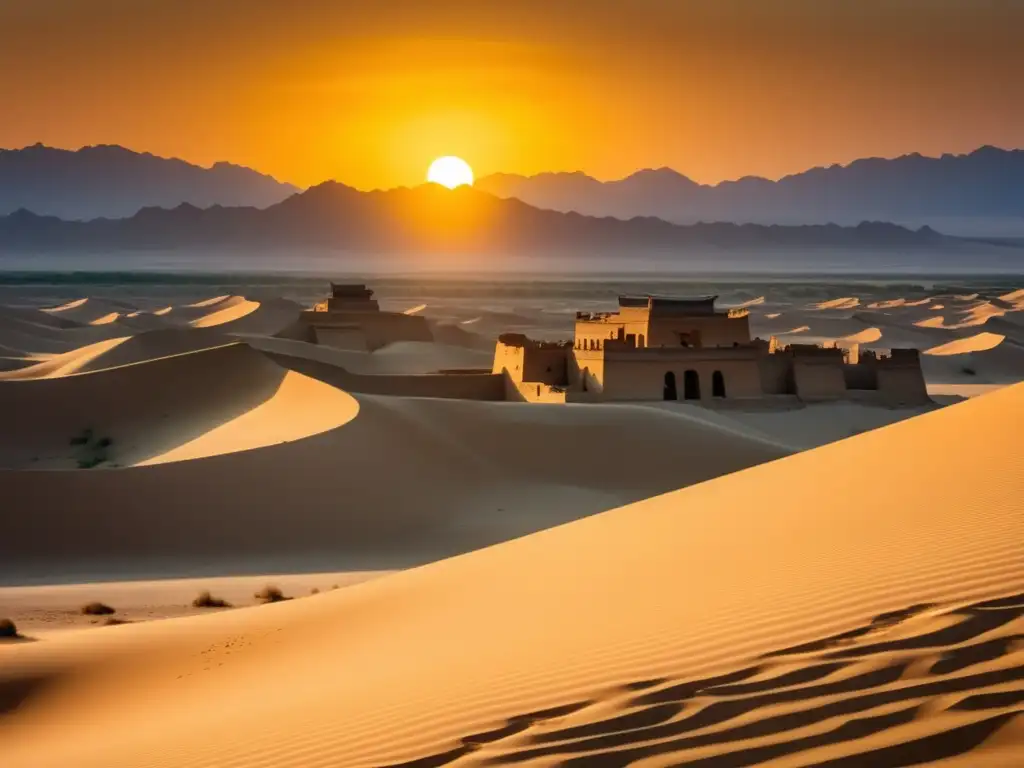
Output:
0 285 1022 765
0 380 1021 767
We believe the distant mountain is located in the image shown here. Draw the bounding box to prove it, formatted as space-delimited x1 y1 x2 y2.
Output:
0 144 299 220
476 147 1024 236
0 181 972 257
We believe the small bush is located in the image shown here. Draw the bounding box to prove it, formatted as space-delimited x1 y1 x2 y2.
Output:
81 601 115 616
96 436 114 449
192 590 232 609
310 587 320 595
0 618 18 638
77 456 105 469
70 428 93 446
253 585 290 603
961 366 977 376
103 617 130 626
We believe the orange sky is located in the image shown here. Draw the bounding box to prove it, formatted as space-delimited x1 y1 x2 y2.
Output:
2 1 1022 190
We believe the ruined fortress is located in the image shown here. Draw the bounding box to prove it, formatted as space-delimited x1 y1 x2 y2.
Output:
299 283 431 351
492 295 929 405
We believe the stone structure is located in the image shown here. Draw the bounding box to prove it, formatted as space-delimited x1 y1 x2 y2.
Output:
300 283 432 351
493 294 929 406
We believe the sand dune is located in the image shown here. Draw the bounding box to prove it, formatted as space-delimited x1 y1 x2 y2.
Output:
812 296 860 310
0 342 358 470
187 297 260 327
730 295 765 309
0 358 789 578
925 332 1006 357
246 335 493 374
0 327 232 380
838 326 882 344
1 384 1021 767
41 297 137 326
866 298 906 309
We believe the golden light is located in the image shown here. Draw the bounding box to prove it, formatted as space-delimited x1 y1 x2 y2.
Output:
427 156 474 189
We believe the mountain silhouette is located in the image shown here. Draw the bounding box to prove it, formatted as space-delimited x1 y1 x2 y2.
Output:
0 181 971 257
476 147 1024 235
0 144 299 220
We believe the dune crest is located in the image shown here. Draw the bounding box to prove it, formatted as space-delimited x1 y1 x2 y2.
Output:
812 297 860 310
838 326 882 344
924 332 1006 356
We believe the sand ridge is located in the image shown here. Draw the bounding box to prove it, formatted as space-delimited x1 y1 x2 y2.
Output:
0 383 1021 767
0 341 359 470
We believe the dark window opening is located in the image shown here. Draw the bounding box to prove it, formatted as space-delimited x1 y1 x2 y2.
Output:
684 370 701 400
712 370 726 398
663 371 677 401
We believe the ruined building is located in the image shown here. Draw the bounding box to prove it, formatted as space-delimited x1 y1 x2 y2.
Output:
492 295 928 405
299 283 432 351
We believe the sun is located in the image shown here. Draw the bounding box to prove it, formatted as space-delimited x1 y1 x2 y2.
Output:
427 156 474 189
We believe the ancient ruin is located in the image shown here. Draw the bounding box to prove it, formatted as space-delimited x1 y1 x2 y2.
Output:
300 283 431 351
492 294 929 405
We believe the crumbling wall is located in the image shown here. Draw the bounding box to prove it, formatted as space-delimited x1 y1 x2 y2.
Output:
792 361 847 400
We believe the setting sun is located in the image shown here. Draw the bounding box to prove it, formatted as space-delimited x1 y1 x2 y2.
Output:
427 156 474 189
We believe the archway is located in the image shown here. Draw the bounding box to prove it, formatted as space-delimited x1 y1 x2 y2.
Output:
683 370 701 400
663 371 677 401
712 370 726 398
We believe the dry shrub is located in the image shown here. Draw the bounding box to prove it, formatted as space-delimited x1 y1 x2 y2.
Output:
103 617 130 626
80 601 115 616
310 587 320 595
192 590 232 609
0 618 18 638
253 585 290 603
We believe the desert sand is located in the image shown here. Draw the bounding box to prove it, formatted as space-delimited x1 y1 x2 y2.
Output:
0 279 1022 765
1 380 1021 767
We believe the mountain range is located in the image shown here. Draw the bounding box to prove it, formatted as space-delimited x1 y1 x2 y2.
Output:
476 146 1024 236
0 144 298 220
0 181 978 257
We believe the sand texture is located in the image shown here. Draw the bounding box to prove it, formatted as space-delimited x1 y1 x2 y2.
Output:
1 382 1021 767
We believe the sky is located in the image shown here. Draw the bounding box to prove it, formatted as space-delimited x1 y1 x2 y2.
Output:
2 1 1022 190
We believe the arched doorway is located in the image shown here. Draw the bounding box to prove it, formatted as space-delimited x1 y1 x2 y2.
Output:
683 370 701 400
712 370 726 398
663 371 677 400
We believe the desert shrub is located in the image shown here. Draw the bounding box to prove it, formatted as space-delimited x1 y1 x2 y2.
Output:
77 456 105 469
310 587 320 595
96 436 114 449
961 366 977 376
80 601 115 616
253 585 290 603
192 590 232 609
103 617 130 626
70 428 94 446
0 618 18 638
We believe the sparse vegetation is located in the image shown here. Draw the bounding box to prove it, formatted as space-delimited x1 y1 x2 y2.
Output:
103 617 130 626
80 601 115 616
69 428 94 446
310 587 320 595
0 618 18 638
70 428 114 468
192 590 232 609
253 585 290 603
